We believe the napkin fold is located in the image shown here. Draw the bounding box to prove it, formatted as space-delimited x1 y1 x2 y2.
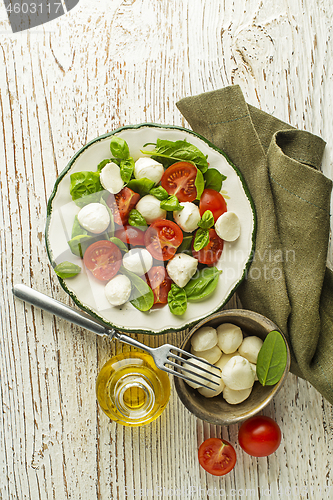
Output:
177 85 333 404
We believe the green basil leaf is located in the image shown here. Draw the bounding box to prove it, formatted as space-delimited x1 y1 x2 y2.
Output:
141 139 208 172
198 210 214 230
203 168 227 191
193 228 210 251
176 234 193 254
160 195 184 212
110 136 130 160
54 261 81 279
128 209 148 230
69 171 103 207
120 267 154 311
120 157 135 184
127 178 155 197
195 167 205 200
68 234 94 258
168 284 187 316
97 159 112 172
184 267 222 302
108 237 128 253
256 331 288 386
149 186 169 201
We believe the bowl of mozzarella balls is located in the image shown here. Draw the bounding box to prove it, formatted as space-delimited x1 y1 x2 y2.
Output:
174 309 290 426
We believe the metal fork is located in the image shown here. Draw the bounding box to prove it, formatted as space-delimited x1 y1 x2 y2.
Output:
12 284 221 389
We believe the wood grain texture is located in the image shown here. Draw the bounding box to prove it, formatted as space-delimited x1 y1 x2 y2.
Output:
0 0 332 499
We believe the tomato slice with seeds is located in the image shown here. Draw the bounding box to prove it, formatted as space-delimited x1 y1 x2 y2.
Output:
161 162 197 202
83 240 122 281
199 188 227 222
198 438 236 476
107 187 140 225
192 228 223 266
146 266 172 304
144 219 183 261
114 225 145 248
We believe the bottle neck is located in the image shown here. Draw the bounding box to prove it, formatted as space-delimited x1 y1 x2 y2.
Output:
114 373 156 422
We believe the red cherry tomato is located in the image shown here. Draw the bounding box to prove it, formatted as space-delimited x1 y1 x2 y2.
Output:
107 187 140 225
238 416 282 457
146 266 172 304
114 225 145 247
83 240 122 281
161 162 197 202
199 188 227 222
198 438 236 476
192 228 223 265
144 219 183 261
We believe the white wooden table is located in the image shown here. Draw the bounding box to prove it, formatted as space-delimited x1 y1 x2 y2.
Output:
1 1 333 499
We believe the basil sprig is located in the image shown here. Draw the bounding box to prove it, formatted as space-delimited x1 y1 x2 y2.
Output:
127 178 155 197
193 210 214 251
120 158 135 184
69 171 103 207
167 284 187 315
128 209 147 230
256 331 288 386
141 138 208 172
149 186 169 201
184 267 221 301
160 195 184 212
110 136 130 160
203 168 227 191
54 261 81 279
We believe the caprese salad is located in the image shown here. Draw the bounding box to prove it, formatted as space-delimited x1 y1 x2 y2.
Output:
54 135 241 315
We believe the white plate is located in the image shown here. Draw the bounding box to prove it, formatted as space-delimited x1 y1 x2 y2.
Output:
45 124 256 334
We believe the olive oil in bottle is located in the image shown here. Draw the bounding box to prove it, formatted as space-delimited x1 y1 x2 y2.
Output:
96 351 170 426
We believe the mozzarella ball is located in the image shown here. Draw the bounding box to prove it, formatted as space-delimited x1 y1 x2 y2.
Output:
250 362 258 382
217 323 243 354
122 248 153 275
198 375 225 398
214 352 239 372
173 202 201 233
191 326 218 352
100 161 124 194
134 157 164 184
105 275 131 306
191 345 222 365
221 355 255 390
166 253 198 288
136 195 166 224
77 203 110 234
238 336 264 364
215 212 241 241
182 358 213 389
223 385 252 405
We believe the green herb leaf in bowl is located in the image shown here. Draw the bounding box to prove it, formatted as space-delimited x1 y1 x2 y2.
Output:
54 261 81 279
256 330 288 386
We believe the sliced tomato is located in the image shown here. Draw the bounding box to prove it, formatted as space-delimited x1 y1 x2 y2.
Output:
199 188 227 221
144 219 183 261
107 187 140 225
198 438 236 476
146 266 172 304
161 162 197 202
114 225 145 248
83 240 122 281
192 228 223 265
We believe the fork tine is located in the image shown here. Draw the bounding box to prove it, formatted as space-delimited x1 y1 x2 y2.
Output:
165 359 220 387
161 364 218 391
166 353 221 380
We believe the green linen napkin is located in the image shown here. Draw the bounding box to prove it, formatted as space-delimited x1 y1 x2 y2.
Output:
177 85 333 404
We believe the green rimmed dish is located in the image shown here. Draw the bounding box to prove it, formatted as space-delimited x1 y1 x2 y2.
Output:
45 123 256 334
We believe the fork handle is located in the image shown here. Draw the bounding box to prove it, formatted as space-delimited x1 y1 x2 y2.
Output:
13 284 111 338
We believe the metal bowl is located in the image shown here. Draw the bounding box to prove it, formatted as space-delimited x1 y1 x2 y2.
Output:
174 309 290 426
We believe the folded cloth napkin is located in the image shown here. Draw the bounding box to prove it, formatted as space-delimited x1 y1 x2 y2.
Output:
177 85 333 404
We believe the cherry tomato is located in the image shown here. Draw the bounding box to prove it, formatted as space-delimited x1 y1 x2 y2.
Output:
198 438 236 476
146 266 172 304
238 416 281 457
199 188 227 222
107 187 140 225
192 228 223 265
83 240 122 281
161 162 197 202
144 219 183 261
114 225 145 247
